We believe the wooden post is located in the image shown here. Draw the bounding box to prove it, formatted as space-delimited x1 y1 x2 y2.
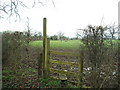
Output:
78 51 83 88
47 38 50 74
38 53 43 77
43 18 46 78
78 59 81 87
43 18 49 78
118 2 120 88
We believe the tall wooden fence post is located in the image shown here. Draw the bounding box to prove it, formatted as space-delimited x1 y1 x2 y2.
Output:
42 18 49 78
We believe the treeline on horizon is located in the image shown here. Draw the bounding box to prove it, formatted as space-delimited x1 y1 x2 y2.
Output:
0 24 119 41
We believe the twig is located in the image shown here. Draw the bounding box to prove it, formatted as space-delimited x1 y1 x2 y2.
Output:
98 68 111 90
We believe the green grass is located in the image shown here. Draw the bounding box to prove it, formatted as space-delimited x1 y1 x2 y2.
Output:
29 40 82 50
39 77 80 88
39 78 61 88
104 40 119 45
2 69 14 81
29 40 43 47
29 40 119 50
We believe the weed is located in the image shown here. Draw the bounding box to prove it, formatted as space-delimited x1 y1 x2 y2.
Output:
2 75 14 80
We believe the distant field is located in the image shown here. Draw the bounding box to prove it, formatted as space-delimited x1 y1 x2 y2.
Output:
29 40 119 50
29 40 82 50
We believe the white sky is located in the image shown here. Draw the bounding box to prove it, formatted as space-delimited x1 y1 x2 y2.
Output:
0 0 119 37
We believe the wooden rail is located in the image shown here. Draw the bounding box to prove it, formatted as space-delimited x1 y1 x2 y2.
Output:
49 68 75 75
49 57 81 86
50 49 81 86
49 59 80 66
50 50 80 56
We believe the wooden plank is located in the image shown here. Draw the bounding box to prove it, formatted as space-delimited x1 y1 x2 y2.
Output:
49 68 76 75
50 50 80 56
49 59 80 66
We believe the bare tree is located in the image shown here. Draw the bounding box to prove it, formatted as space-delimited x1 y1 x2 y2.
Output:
104 23 118 39
0 0 55 19
76 31 82 40
57 31 64 41
0 0 27 19
26 17 31 43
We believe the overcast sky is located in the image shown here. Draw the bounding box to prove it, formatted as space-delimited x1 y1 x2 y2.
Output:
0 0 119 37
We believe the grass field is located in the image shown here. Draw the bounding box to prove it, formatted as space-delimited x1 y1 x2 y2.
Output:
29 40 119 50
29 40 82 50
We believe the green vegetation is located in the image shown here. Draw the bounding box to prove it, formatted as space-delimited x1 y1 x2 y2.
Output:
29 40 119 50
39 78 61 88
39 77 79 88
29 40 82 50
2 67 39 88
2 29 119 88
2 75 14 81
103 40 119 45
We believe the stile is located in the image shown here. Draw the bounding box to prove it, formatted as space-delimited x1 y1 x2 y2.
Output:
40 17 83 87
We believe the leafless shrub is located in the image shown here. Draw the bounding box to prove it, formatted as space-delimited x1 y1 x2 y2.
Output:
80 25 118 88
2 30 30 65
